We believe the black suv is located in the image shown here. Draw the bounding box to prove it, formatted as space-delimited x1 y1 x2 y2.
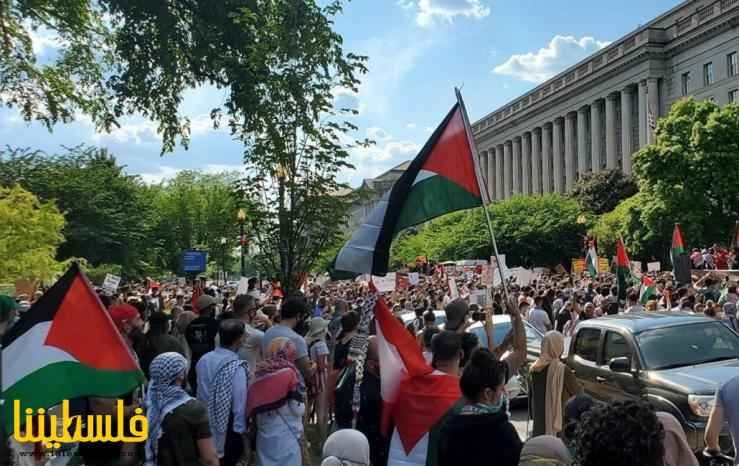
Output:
567 312 739 453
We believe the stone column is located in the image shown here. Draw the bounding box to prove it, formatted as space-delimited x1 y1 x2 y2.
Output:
553 118 564 193
479 151 488 189
647 78 659 145
542 124 552 193
605 93 618 170
495 145 504 200
591 100 603 172
487 150 495 201
565 112 577 191
638 80 647 149
621 85 635 174
503 141 512 199
512 137 521 195
532 128 542 195
577 106 589 177
522 132 531 195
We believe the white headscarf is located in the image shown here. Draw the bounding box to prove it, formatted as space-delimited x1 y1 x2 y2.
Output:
531 331 567 435
321 429 370 466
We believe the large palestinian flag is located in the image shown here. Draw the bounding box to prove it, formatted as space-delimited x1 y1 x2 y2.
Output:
373 290 461 466
616 237 632 302
670 223 692 286
1 263 144 432
332 95 484 277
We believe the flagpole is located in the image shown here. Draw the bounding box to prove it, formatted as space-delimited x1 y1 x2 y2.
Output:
455 88 510 300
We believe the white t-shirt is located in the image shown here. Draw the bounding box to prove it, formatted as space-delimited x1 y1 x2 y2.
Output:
528 308 551 334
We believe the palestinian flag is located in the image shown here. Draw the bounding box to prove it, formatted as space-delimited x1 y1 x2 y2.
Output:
1 263 144 433
670 223 692 286
373 289 461 466
332 92 484 278
616 237 632 302
640 276 657 305
586 245 599 277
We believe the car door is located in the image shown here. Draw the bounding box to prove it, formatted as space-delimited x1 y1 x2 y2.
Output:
594 331 643 403
567 327 603 397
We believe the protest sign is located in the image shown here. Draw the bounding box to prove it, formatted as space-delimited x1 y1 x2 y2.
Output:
408 272 420 285
102 274 121 294
448 278 459 299
598 258 609 272
630 261 643 276
571 259 586 275
647 262 661 272
470 288 488 306
481 264 492 286
237 277 249 295
511 267 534 285
177 277 186 287
373 273 396 292
396 273 410 290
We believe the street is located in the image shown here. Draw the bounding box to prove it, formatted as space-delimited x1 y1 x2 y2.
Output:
511 405 530 440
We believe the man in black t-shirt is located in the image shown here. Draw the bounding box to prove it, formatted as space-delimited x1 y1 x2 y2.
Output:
185 295 219 394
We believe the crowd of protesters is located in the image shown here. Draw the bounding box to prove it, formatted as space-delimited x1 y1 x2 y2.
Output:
2 256 739 466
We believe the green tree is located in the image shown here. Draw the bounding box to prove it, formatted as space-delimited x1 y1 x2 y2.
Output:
569 169 638 214
0 185 66 282
601 99 739 262
391 194 586 268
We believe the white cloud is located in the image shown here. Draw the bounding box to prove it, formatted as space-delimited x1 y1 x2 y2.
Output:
92 119 161 144
203 164 245 174
352 139 420 163
401 0 490 27
493 35 610 83
405 122 417 129
367 127 392 142
332 86 365 116
139 166 181 184
26 25 63 55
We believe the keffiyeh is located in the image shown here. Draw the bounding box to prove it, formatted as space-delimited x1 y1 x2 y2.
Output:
145 352 192 466
208 354 249 442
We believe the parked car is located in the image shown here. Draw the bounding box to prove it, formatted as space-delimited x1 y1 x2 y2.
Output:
398 310 447 328
566 312 739 453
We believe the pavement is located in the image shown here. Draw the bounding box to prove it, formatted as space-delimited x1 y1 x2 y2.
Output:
511 405 531 440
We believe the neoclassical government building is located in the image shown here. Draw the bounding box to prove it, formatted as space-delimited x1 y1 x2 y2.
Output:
472 0 739 199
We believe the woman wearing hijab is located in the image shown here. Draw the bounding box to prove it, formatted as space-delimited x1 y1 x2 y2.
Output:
529 331 582 437
145 352 219 466
518 435 572 466
306 317 331 431
657 412 699 466
172 310 197 363
247 336 306 466
321 429 371 466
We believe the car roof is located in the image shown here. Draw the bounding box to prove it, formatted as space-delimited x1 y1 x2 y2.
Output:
578 312 717 334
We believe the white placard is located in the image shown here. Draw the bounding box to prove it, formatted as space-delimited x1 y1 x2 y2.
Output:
510 267 534 286
177 277 186 287
102 274 121 294
470 288 488 306
237 277 249 295
373 273 396 292
630 260 643 275
448 278 459 299
647 262 661 272
408 272 420 285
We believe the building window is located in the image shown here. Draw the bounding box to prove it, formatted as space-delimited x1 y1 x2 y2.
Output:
730 89 739 103
729 53 738 77
681 72 691 96
704 62 715 86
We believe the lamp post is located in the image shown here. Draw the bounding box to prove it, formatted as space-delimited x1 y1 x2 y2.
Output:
220 237 227 285
238 208 246 278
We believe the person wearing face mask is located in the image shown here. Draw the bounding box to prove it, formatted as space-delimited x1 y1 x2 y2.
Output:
529 331 582 437
438 348 522 466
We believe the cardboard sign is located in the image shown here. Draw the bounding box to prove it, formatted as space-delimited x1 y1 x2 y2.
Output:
102 274 121 294
511 267 534 286
647 262 661 272
630 260 643 276
571 259 586 275
481 264 492 286
373 273 396 292
598 258 609 273
408 272 420 285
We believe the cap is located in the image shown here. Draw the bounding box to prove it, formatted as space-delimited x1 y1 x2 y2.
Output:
444 298 468 331
306 317 330 339
0 295 22 316
196 294 218 312
109 304 140 327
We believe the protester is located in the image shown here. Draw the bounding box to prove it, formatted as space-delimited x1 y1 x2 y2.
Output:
705 374 739 463
438 349 522 466
262 297 313 382
172 310 197 363
231 294 265 373
574 400 665 466
306 316 330 425
529 331 582 437
195 319 249 466
656 412 698 466
518 435 572 466
333 310 360 370
321 429 371 466
247 337 306 466
562 394 595 454
145 352 219 466
139 311 185 379
186 295 220 392
528 298 553 334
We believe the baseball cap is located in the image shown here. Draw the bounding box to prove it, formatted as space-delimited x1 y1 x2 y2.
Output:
196 294 218 312
444 299 469 331
109 304 140 327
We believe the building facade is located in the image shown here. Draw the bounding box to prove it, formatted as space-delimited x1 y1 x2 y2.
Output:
472 0 739 199
347 161 411 230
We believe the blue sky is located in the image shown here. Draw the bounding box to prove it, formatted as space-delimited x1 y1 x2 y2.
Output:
0 0 680 187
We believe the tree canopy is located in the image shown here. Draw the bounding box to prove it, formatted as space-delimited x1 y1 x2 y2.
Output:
569 169 638 214
391 194 587 268
0 185 66 283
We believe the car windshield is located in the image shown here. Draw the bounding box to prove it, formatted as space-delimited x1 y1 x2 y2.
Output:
636 322 739 370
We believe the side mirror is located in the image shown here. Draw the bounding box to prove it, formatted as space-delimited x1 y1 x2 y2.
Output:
609 357 631 373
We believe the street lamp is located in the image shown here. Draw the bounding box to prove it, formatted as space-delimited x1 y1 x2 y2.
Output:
220 237 227 285
237 208 246 278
